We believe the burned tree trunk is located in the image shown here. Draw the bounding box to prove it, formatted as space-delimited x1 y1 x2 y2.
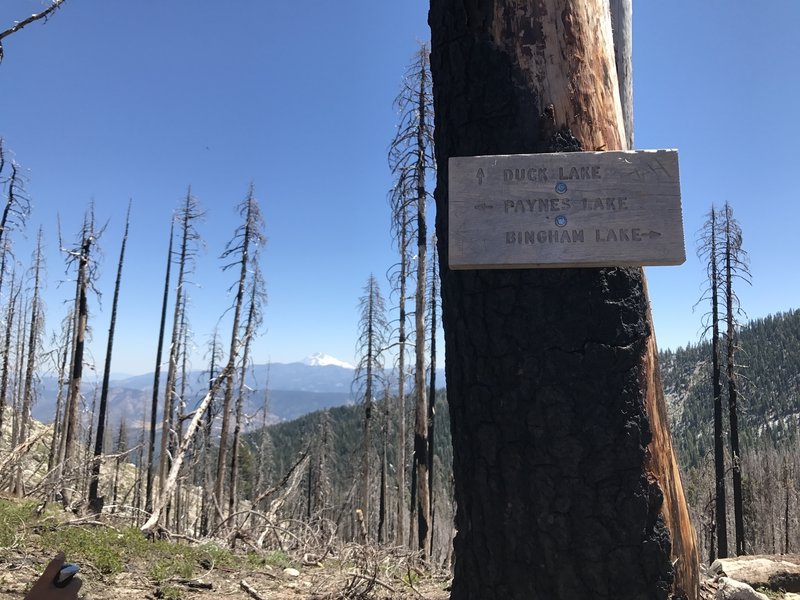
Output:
89 202 130 513
428 1 698 598
721 201 749 556
145 220 174 515
61 214 95 507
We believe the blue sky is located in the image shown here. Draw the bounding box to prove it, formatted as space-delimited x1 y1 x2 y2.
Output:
0 1 798 376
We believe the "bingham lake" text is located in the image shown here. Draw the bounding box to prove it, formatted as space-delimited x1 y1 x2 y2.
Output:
505 228 648 244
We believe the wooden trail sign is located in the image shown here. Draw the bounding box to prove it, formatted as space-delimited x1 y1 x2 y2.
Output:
448 149 685 269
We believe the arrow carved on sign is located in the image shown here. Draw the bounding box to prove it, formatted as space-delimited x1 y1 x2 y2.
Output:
645 231 662 239
474 203 494 211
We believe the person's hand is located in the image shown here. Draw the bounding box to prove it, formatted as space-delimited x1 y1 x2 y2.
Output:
24 553 82 600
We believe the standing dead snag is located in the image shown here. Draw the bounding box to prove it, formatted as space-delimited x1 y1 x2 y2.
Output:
214 185 266 523
159 191 204 509
387 168 412 547
89 201 131 513
389 43 435 556
721 201 750 556
60 208 101 508
15 228 45 497
0 139 32 308
229 263 266 517
145 220 174 514
352 274 388 539
698 206 727 558
426 235 439 546
0 272 20 435
429 1 698 598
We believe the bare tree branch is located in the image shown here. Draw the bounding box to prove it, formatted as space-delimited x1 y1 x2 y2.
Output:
0 0 69 64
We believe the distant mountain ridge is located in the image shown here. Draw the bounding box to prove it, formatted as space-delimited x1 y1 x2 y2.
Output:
32 354 446 427
109 354 355 394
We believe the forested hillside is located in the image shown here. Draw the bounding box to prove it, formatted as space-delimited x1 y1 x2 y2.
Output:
661 308 800 469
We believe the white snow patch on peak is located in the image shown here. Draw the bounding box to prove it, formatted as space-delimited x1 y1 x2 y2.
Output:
302 353 355 369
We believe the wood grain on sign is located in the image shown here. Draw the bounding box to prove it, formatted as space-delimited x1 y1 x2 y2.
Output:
448 149 685 269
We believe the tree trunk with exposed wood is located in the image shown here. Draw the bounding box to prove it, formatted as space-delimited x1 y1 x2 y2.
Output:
428 1 698 597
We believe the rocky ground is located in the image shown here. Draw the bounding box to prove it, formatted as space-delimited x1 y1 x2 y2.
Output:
704 554 800 600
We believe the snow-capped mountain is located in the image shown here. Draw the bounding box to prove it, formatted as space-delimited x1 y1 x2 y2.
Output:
302 352 355 369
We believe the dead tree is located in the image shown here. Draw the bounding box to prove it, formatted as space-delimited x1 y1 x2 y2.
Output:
45 312 72 480
721 201 751 555
145 219 174 514
389 43 435 557
352 274 388 539
387 170 412 546
60 209 100 508
698 206 727 558
199 329 224 536
214 185 265 522
0 140 31 300
89 201 131 513
0 271 19 435
15 228 44 496
428 0 699 597
111 416 127 511
229 263 265 517
426 235 440 542
173 295 191 533
159 191 203 504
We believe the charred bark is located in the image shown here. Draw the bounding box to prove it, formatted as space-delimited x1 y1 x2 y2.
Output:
722 201 748 556
709 208 728 558
428 1 697 597
61 213 96 507
89 202 130 513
